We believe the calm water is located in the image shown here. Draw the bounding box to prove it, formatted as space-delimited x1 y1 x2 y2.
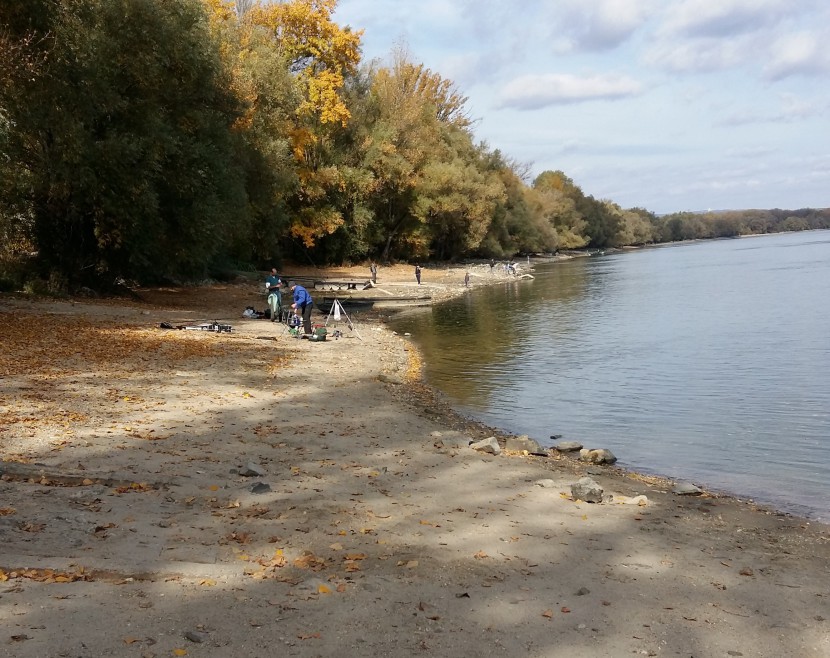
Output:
389 231 830 522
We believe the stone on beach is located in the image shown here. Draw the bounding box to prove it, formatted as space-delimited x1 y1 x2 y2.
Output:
571 477 604 503
505 434 542 453
470 436 501 455
579 448 617 464
553 440 583 452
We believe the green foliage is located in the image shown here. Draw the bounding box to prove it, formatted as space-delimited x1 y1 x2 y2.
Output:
2 0 249 286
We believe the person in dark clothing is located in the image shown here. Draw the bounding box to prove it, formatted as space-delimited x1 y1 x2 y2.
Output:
265 268 282 321
289 281 314 335
370 262 378 284
415 264 422 285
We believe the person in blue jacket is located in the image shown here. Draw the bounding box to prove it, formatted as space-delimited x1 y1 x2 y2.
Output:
289 281 314 336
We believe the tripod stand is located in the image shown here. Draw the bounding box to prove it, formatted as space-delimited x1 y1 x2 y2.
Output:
325 298 362 340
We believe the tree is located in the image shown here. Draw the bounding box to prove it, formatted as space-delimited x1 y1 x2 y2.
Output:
2 0 248 287
246 0 363 249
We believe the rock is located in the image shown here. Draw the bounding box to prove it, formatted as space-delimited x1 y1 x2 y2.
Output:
673 481 703 496
470 437 501 455
575 587 590 595
571 477 604 503
239 462 266 477
184 631 208 643
434 431 472 449
579 448 617 465
611 494 649 506
553 440 583 452
535 479 556 488
505 434 542 453
250 482 271 494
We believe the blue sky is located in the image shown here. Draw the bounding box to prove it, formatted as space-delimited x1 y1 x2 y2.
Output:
332 0 830 214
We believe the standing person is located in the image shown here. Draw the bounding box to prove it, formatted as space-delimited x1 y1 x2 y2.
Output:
288 281 314 336
265 268 282 322
489 259 495 274
370 262 378 284
464 271 470 287
415 264 422 285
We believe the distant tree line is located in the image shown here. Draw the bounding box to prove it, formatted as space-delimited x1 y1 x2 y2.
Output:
1 0 827 291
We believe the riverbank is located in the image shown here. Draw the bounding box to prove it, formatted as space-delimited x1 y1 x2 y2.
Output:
1 270 828 657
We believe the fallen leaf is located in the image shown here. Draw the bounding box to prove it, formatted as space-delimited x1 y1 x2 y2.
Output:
542 609 553 619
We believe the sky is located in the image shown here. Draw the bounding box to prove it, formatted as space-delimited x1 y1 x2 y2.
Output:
331 0 830 215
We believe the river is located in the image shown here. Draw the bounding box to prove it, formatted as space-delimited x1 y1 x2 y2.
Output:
388 231 830 522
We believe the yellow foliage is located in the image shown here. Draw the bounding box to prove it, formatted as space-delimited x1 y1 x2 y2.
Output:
289 207 345 247
249 0 362 126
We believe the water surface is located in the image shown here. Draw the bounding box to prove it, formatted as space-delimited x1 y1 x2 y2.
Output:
390 231 830 521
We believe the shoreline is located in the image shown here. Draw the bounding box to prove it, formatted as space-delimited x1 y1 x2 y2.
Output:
1 280 828 657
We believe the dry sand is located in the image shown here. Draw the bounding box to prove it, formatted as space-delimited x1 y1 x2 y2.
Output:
0 263 828 658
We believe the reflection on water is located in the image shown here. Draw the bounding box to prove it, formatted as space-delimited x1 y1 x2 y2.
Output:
390 231 830 521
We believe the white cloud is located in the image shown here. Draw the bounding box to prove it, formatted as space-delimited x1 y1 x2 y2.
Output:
764 31 830 80
661 0 796 39
498 73 644 109
548 0 656 52
645 36 750 72
719 93 826 126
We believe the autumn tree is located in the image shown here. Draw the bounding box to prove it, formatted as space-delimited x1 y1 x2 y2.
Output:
203 0 300 266
247 0 363 249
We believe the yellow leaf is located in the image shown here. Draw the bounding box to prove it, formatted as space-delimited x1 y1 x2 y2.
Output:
199 579 216 586
542 609 553 619
209 485 219 491
173 650 188 656
317 584 331 594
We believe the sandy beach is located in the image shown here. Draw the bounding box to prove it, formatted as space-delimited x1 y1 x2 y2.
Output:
1 264 828 658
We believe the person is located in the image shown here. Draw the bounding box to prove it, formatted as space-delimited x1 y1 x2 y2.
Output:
415 264 422 285
370 262 378 284
464 271 470 287
489 259 495 274
265 268 282 322
288 281 314 336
